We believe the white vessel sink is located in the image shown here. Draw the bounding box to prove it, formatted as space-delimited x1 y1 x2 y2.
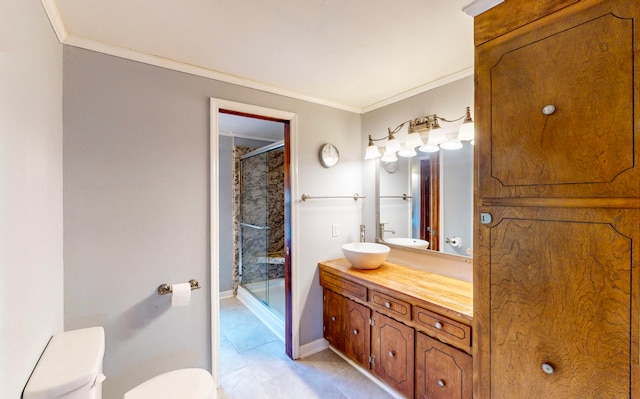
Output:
385 237 429 249
342 242 390 270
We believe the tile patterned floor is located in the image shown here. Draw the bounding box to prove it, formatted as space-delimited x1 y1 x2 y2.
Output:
217 297 396 399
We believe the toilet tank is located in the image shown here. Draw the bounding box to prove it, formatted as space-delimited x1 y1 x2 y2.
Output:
23 327 106 399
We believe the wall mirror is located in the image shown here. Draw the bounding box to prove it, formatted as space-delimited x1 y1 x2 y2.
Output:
376 141 473 257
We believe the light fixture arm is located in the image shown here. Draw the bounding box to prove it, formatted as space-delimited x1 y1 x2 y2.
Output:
364 106 474 160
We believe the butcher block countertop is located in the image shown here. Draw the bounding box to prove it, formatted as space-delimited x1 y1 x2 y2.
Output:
318 258 473 325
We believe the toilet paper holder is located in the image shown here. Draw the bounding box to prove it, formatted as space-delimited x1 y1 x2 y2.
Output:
157 279 201 295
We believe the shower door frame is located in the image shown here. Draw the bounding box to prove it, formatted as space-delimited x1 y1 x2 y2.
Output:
210 98 297 389
238 141 285 311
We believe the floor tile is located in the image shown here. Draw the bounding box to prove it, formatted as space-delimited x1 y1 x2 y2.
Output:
217 367 269 399
218 297 396 399
331 366 396 399
260 366 348 399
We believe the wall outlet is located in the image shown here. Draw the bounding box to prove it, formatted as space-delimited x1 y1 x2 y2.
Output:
332 224 339 237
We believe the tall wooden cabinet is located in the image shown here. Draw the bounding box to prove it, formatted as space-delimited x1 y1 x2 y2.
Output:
473 1 640 398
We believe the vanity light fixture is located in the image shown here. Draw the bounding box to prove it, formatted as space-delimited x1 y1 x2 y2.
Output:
364 106 475 160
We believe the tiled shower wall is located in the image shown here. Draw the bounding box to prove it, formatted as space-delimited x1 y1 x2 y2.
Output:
233 146 285 290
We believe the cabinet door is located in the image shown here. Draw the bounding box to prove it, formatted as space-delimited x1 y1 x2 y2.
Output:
474 206 639 398
416 332 472 399
371 312 414 398
344 298 371 369
323 288 344 352
476 1 639 199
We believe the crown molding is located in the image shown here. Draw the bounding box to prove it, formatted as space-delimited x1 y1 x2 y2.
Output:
63 35 363 113
42 1 473 114
41 0 67 42
462 0 504 17
360 67 474 114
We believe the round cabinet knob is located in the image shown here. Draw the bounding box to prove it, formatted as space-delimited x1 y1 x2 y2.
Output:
385 302 391 309
331 316 336 321
437 379 446 388
542 104 556 115
541 363 555 375
353 329 358 335
389 351 395 358
434 321 443 330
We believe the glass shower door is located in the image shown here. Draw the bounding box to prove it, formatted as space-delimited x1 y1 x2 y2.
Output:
239 150 269 304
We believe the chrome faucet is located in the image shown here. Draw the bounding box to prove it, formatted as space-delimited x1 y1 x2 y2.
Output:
379 222 395 236
360 224 366 242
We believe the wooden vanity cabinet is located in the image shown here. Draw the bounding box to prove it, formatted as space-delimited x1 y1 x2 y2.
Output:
322 288 345 352
371 312 414 398
474 1 640 398
344 297 371 369
416 333 472 399
319 260 473 399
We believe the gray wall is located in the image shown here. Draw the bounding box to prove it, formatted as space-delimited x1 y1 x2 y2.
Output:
63 46 362 397
1 2 64 398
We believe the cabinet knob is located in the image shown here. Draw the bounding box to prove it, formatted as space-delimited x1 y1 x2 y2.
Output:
542 104 556 115
434 321 443 330
389 351 395 357
437 379 446 388
385 302 391 308
353 329 358 335
331 316 336 321
541 363 555 375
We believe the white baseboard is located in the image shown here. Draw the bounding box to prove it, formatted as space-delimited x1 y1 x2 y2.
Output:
298 338 329 359
236 286 285 342
219 289 234 299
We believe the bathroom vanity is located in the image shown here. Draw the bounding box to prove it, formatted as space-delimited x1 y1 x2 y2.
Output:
319 259 473 399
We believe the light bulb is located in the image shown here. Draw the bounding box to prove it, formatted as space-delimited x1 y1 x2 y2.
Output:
365 144 381 159
440 139 463 150
458 121 474 141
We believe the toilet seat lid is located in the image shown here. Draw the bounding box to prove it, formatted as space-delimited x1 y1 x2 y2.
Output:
125 368 213 399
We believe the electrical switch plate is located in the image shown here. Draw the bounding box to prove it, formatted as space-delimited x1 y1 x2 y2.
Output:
332 224 339 237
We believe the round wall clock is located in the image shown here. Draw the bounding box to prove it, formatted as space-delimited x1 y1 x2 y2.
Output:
382 160 398 173
319 143 340 168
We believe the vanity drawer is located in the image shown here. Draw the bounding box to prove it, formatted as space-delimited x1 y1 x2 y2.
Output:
369 290 411 322
414 306 471 350
319 271 367 301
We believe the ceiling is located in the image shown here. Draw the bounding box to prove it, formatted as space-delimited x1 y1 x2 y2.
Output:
47 0 476 113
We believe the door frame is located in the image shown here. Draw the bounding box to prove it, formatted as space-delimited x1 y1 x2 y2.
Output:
209 98 299 387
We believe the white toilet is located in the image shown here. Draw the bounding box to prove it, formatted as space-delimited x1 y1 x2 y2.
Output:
23 327 214 399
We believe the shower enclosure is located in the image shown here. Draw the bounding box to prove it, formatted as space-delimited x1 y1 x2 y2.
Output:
238 142 285 318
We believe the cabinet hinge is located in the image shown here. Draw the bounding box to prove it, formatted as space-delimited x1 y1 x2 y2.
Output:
369 354 375 365
370 317 375 326
323 294 326 301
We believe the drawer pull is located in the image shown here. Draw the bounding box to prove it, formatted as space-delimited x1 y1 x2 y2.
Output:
541 363 555 375
353 329 358 335
434 321 443 329
542 104 556 115
385 302 391 308
331 316 336 321
437 379 446 388
389 351 395 358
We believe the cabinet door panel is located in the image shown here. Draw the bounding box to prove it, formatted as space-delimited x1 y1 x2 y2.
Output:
323 288 344 351
371 312 414 398
344 299 371 369
475 207 639 398
416 332 472 399
477 2 639 199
